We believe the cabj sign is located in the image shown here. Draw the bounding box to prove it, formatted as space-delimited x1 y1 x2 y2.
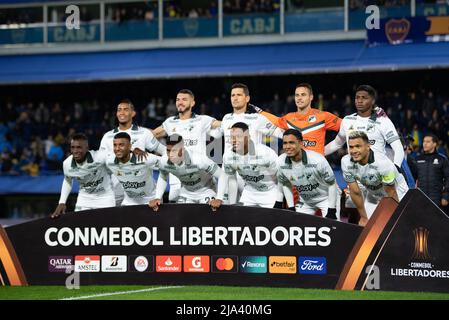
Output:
48 24 100 43
224 14 279 36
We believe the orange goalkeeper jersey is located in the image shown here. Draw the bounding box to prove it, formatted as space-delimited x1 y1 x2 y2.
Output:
261 108 342 155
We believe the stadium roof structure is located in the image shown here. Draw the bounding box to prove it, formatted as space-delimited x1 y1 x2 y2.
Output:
1 40 449 85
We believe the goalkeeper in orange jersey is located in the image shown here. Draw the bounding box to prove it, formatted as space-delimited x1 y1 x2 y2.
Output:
250 83 342 155
250 83 341 218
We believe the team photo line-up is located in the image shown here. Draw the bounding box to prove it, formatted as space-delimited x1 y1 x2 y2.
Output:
51 82 419 227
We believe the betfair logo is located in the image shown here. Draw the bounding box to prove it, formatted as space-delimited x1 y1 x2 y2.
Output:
269 256 296 274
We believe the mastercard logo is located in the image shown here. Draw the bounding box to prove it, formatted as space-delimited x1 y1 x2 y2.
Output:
212 256 238 273
216 258 234 271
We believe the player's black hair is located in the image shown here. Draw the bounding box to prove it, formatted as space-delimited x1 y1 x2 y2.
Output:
424 133 439 144
166 134 184 146
178 89 195 99
113 132 131 141
283 129 303 141
231 83 250 96
118 98 135 110
231 122 249 132
356 85 377 100
348 131 370 144
295 83 313 96
71 133 88 142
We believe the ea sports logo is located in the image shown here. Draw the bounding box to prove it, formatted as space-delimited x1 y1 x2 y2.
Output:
134 256 149 272
216 258 234 271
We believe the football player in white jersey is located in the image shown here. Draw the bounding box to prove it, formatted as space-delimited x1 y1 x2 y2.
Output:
210 83 284 203
148 134 222 211
151 89 221 202
50 133 115 218
105 132 161 206
341 131 409 226
276 129 338 219
209 122 279 211
100 99 165 205
325 85 404 167
215 83 284 152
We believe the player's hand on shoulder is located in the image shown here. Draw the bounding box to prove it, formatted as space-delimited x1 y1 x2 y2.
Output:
50 204 66 219
248 103 263 114
374 106 387 118
133 147 148 161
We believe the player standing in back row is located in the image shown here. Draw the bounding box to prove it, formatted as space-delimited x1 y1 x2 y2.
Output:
253 83 341 155
151 89 221 202
100 99 165 205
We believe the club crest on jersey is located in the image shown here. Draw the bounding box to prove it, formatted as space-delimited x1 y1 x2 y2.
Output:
308 115 317 123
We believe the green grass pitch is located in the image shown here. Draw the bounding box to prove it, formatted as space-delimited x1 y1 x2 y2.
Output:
1 285 449 300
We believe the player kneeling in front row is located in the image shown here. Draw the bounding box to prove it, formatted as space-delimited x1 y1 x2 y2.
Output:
341 131 409 226
149 134 222 211
209 122 279 211
276 129 338 219
51 133 115 218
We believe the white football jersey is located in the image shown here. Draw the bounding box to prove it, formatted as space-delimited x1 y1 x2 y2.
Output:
220 111 282 152
162 113 215 155
277 150 336 205
157 150 220 201
105 152 160 206
222 143 278 205
100 124 163 155
338 113 400 156
61 150 115 208
341 150 409 203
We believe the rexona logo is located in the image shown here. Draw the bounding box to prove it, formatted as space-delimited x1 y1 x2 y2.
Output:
183 256 210 273
74 255 100 272
48 256 73 272
129 255 154 272
239 256 267 273
156 256 182 272
101 256 127 272
212 256 238 273
298 257 327 274
269 256 296 274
